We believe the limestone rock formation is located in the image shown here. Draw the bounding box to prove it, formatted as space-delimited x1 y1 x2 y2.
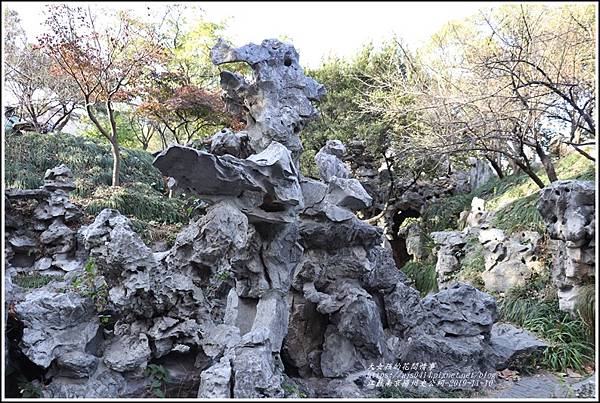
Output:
14 290 99 368
5 165 85 277
479 229 544 293
5 38 549 399
431 231 467 289
538 180 595 311
468 157 496 190
210 38 326 163
315 139 351 182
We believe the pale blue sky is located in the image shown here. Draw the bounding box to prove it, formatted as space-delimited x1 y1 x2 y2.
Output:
3 1 502 68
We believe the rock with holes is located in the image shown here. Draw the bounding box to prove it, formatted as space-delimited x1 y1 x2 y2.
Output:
211 38 326 163
82 209 156 315
479 230 544 293
390 284 501 389
40 219 75 254
422 283 498 339
14 290 100 368
538 180 595 312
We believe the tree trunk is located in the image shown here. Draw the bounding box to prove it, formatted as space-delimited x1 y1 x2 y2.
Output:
485 155 504 178
514 159 546 189
535 142 558 183
110 140 121 187
106 100 121 187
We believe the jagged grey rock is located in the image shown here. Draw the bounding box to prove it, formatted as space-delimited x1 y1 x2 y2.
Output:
42 362 149 398
197 357 232 398
431 231 467 289
211 38 326 163
14 290 99 368
468 157 495 190
231 344 285 398
43 164 76 192
209 128 251 158
103 332 151 373
54 351 99 379
489 323 547 370
538 180 595 312
422 283 498 339
153 142 303 223
479 230 543 292
325 177 373 211
315 139 351 182
40 219 75 254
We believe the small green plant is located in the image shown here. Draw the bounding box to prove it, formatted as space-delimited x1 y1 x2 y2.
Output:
282 383 307 398
400 260 438 297
145 364 169 398
99 314 112 327
71 257 108 312
215 270 231 281
17 379 42 398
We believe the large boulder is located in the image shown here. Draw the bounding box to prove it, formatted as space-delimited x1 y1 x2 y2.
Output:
14 290 99 368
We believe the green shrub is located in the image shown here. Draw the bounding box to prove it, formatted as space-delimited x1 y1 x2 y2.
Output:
70 257 108 312
145 364 169 398
84 183 188 224
5 132 165 197
400 260 438 297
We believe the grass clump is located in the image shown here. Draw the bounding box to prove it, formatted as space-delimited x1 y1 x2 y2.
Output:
82 182 188 224
499 285 595 373
400 260 438 297
491 193 545 233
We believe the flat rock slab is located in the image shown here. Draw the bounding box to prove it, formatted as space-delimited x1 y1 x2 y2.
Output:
485 371 587 398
